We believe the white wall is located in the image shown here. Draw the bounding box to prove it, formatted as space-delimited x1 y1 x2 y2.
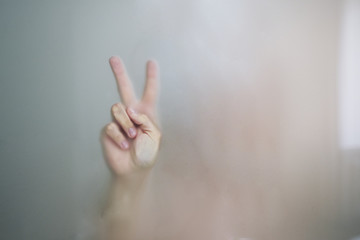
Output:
339 0 360 150
338 0 360 237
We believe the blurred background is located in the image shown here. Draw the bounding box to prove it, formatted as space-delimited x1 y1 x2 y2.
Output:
0 0 359 239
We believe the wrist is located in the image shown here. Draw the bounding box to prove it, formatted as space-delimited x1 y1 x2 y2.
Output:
112 168 151 190
102 171 151 218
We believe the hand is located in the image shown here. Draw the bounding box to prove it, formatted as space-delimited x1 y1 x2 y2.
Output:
101 56 161 178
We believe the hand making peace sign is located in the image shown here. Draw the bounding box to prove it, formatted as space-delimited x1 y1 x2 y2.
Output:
101 56 161 178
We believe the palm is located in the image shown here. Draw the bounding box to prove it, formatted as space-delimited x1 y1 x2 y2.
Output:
102 57 160 176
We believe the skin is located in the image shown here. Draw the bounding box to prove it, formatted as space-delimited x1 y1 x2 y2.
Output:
100 56 161 240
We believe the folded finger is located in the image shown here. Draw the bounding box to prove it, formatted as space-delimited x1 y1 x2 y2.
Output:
105 122 129 150
111 103 137 138
127 108 161 140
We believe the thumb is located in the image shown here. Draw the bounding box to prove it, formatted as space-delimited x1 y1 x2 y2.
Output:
127 108 160 139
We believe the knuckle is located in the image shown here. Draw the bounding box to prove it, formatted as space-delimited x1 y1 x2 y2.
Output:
111 102 124 113
105 123 115 134
111 104 118 113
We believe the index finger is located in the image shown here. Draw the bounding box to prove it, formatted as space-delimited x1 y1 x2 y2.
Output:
109 56 137 105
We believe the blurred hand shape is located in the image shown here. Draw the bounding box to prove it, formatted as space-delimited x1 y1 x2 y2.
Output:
101 56 161 177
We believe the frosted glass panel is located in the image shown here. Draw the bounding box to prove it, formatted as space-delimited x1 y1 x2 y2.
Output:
0 0 359 239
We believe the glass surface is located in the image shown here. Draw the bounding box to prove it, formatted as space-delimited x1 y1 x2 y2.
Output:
0 0 359 239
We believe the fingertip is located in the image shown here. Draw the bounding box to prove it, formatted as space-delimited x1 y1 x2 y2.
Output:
120 140 129 150
127 108 145 126
127 107 136 116
109 56 123 67
128 127 137 138
147 58 157 66
147 59 158 77
109 55 118 63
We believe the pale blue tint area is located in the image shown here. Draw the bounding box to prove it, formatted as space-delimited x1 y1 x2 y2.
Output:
0 1 77 239
0 0 359 239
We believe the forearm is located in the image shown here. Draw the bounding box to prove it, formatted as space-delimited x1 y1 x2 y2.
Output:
101 171 151 240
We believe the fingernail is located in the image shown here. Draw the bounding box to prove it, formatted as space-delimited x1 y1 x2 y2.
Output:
128 108 136 115
128 128 136 138
120 141 129 149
